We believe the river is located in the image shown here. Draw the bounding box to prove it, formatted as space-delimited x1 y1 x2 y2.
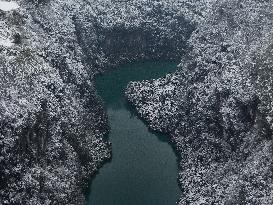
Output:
87 61 180 205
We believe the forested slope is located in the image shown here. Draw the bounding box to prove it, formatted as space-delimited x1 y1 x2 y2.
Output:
127 0 273 204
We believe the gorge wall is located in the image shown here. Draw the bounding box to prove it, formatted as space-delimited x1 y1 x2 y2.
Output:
126 0 273 204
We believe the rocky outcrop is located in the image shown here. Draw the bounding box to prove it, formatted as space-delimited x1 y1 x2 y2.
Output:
126 0 273 204
0 3 111 203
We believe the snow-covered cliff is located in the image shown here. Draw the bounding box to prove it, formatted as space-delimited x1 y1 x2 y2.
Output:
126 0 273 204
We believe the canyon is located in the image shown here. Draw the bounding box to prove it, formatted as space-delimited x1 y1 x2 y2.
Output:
0 0 273 204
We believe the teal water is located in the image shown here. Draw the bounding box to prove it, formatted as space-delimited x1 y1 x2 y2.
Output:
87 61 180 205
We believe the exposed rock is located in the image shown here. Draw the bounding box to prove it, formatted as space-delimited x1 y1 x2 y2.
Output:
126 0 273 204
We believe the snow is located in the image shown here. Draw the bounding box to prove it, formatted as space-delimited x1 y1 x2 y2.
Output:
0 37 13 47
0 1 19 12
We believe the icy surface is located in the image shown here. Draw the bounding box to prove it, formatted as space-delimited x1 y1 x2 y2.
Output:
0 1 19 11
0 37 13 47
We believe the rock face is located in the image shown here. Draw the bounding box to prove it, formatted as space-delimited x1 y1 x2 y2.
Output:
126 0 273 204
0 2 111 204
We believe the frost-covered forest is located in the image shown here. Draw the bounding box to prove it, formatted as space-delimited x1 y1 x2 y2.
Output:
127 0 273 204
1 0 273 204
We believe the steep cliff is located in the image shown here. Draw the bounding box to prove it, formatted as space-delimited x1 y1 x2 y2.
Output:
126 0 273 204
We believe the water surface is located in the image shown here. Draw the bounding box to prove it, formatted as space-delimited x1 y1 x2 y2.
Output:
87 61 180 205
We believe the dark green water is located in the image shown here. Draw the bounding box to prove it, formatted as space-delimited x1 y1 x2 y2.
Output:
87 61 180 205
